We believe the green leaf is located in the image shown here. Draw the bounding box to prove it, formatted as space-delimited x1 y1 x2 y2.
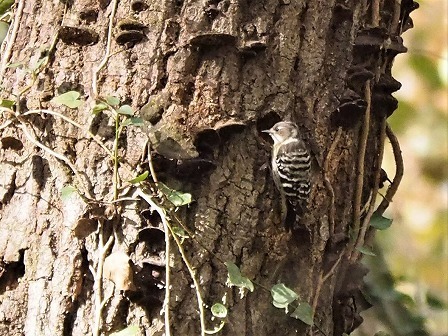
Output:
0 0 14 16
129 117 144 126
171 226 189 241
117 104 134 115
394 290 415 306
204 321 225 335
356 246 376 256
105 95 120 106
426 291 447 310
121 117 144 127
389 100 417 133
92 103 108 115
128 171 149 184
6 61 25 69
225 262 254 292
211 303 227 318
0 21 9 45
121 119 132 127
0 98 14 108
158 182 192 207
290 301 314 326
51 91 82 109
61 185 78 200
32 55 48 71
109 325 140 336
370 213 392 230
409 54 443 89
271 283 299 309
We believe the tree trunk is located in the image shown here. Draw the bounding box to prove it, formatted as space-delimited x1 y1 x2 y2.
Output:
0 0 416 335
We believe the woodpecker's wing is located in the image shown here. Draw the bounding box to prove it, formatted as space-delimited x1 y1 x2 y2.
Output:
275 138 311 202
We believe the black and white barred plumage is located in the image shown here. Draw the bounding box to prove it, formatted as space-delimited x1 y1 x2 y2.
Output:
264 121 311 226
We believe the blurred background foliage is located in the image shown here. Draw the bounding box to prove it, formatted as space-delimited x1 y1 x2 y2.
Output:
354 0 447 335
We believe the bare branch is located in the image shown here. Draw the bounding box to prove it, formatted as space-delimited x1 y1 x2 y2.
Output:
0 0 25 81
351 118 387 261
323 127 343 237
92 0 119 97
374 124 404 215
351 80 372 248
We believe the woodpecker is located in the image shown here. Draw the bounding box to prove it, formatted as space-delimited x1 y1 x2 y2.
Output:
263 121 311 227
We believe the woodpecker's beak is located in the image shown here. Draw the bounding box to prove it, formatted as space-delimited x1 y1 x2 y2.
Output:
262 129 273 135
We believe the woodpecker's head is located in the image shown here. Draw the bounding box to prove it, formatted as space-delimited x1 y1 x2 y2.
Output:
263 121 299 144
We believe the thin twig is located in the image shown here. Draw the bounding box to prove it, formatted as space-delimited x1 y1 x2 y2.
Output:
145 140 223 262
135 188 171 336
360 193 372 216
322 253 344 284
312 271 324 316
351 118 387 261
0 0 25 82
22 109 113 156
374 124 404 215
17 122 94 199
134 184 209 335
169 211 228 265
147 142 159 183
310 253 342 336
351 80 372 250
312 253 344 313
167 222 206 336
93 220 114 336
144 145 224 265
112 111 121 201
92 0 118 97
323 127 342 237
391 0 403 34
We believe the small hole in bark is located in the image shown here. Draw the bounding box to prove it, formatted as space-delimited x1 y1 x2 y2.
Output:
1 136 23 150
59 26 99 46
115 30 146 46
175 158 217 177
99 0 111 9
140 207 161 223
214 119 246 142
73 218 97 239
138 227 165 246
131 0 149 12
194 128 220 154
331 89 366 129
79 8 99 23
117 18 147 31
331 101 366 129
257 111 282 133
0 249 26 294
56 82 85 96
127 264 164 311
190 33 237 47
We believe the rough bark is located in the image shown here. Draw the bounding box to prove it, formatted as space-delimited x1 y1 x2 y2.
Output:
0 0 416 335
